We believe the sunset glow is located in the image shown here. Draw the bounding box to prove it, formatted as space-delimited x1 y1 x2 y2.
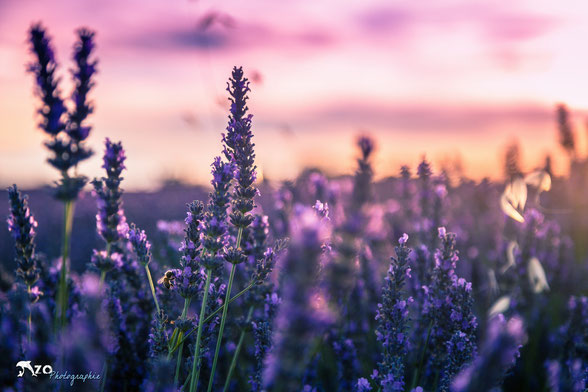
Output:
1 0 588 189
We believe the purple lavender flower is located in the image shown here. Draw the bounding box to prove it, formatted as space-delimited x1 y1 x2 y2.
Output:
173 200 206 298
91 250 123 274
27 24 97 200
375 234 412 392
68 29 97 145
356 377 373 391
423 228 477 390
452 315 526 392
223 67 257 230
148 310 170 358
250 292 281 391
547 296 588 391
243 214 270 266
127 224 152 266
417 159 432 216
28 24 67 137
201 157 235 270
7 185 39 287
352 135 374 209
313 200 330 220
263 206 332 390
92 139 128 246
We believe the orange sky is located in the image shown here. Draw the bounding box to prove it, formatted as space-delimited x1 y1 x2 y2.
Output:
1 0 588 190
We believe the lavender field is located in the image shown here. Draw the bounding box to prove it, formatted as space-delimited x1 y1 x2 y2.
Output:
3 14 588 392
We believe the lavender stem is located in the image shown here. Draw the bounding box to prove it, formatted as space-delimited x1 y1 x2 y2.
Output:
144 264 161 314
189 269 212 392
207 227 243 392
223 305 254 391
55 199 75 332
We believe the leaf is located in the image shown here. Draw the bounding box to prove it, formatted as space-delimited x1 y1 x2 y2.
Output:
525 170 551 192
500 192 525 223
500 179 527 222
488 295 511 317
487 268 499 296
501 241 519 273
528 257 550 293
510 178 528 210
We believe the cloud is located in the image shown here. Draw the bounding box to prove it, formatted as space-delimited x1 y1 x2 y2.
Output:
355 3 558 44
282 101 554 133
123 14 336 53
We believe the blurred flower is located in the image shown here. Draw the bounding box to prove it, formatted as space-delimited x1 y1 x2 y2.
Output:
263 206 332 390
7 185 39 287
27 24 96 200
355 377 372 391
452 315 526 392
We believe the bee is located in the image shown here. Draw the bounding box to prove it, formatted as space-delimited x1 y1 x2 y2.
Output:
157 270 177 290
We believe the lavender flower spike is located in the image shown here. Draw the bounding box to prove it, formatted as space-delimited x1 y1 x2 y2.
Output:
423 227 477 390
451 315 526 392
28 24 67 137
375 234 412 392
223 66 257 231
128 223 160 313
28 24 97 200
68 28 97 146
7 185 39 288
7 185 41 344
206 67 258 392
92 139 128 243
128 224 152 266
263 206 332 390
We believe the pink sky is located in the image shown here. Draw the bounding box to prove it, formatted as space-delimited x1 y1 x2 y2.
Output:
1 0 588 190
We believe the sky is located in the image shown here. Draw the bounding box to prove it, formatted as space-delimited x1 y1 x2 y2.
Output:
1 0 587 190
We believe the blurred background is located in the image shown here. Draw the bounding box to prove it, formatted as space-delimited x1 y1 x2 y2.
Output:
1 0 588 190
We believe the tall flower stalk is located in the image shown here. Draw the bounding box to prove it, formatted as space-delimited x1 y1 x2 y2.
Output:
27 24 96 331
166 200 205 385
375 234 412 391
205 66 258 392
189 156 235 391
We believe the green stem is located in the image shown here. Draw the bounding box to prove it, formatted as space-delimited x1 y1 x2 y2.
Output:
207 262 237 392
100 360 108 392
99 271 106 289
169 279 257 355
223 306 254 392
189 269 212 392
144 264 161 313
173 298 191 385
55 200 75 332
174 331 185 384
411 321 433 390
207 227 243 392
168 328 179 353
168 299 190 360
